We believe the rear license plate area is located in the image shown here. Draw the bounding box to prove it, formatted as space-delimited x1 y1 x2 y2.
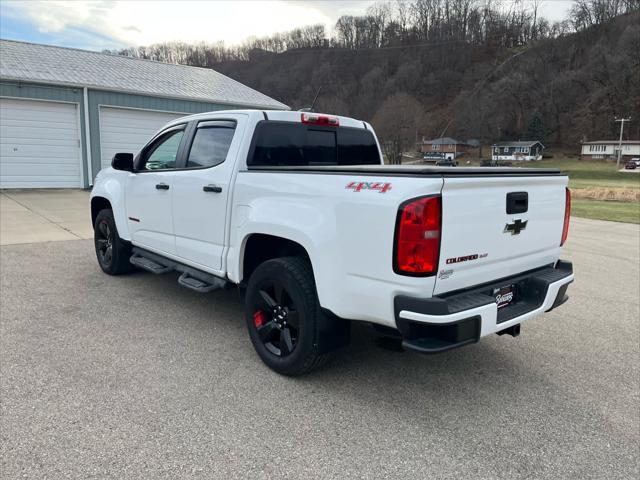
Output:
493 285 515 309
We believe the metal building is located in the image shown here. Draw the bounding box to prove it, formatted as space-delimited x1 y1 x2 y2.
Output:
0 40 288 188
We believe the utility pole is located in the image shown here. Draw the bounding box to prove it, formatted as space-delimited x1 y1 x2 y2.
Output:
615 117 631 168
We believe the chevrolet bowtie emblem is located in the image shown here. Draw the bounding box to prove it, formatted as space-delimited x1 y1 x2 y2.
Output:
504 219 528 235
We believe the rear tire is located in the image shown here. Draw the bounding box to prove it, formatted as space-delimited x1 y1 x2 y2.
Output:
245 256 333 376
94 209 133 275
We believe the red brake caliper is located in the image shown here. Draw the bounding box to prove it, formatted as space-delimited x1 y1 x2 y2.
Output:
253 310 265 328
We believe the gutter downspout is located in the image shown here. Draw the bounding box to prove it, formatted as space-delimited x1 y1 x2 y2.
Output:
83 87 93 187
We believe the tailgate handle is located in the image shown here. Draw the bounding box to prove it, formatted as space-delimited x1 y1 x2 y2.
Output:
506 192 528 214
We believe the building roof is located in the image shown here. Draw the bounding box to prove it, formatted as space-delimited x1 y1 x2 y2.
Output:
422 137 466 145
492 140 543 147
582 140 640 145
0 39 288 109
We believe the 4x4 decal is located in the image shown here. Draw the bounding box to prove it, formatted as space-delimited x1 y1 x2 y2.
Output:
345 181 392 193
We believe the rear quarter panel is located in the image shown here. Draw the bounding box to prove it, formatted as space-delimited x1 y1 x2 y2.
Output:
228 171 443 325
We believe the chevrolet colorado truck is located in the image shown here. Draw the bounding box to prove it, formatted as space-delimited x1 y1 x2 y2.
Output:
90 110 574 375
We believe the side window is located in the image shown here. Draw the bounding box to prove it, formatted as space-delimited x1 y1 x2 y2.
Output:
186 121 236 168
142 129 184 170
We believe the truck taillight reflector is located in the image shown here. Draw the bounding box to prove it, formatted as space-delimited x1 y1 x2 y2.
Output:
301 112 339 127
394 195 442 276
561 187 571 246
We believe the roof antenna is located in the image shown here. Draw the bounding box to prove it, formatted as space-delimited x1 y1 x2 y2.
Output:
299 87 322 112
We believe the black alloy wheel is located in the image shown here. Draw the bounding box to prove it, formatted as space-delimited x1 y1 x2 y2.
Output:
251 281 300 357
245 256 338 376
93 209 133 275
95 218 113 268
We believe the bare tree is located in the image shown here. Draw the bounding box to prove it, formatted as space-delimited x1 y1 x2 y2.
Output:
372 93 424 164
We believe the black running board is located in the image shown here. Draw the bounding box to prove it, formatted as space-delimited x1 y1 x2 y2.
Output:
130 253 173 274
130 247 228 293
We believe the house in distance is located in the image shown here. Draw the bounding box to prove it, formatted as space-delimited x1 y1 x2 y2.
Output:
580 140 640 160
419 137 469 161
492 141 544 161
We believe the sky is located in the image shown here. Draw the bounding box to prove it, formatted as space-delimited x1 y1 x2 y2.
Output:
0 0 575 52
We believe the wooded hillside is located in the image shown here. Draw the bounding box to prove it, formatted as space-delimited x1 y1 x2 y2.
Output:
109 1 639 151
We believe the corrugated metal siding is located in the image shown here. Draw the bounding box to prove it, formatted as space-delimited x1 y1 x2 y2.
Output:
87 90 241 183
0 80 89 186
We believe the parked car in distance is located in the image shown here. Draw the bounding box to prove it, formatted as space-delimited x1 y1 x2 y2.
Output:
90 109 574 375
435 159 457 167
624 158 640 169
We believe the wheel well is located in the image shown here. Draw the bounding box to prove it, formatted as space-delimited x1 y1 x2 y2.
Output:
91 197 112 226
242 234 310 282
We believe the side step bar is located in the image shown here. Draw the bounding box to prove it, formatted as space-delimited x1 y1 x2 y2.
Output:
130 254 173 274
130 247 228 293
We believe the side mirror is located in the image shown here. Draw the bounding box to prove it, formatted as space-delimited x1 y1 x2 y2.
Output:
112 152 134 172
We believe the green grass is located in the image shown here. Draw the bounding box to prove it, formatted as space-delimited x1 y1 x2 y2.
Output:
572 198 640 224
526 158 640 223
422 155 640 223
528 159 640 190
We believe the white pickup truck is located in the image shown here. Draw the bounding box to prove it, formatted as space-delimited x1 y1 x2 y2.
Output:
90 110 574 375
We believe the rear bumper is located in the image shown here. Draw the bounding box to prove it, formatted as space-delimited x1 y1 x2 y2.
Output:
394 260 574 353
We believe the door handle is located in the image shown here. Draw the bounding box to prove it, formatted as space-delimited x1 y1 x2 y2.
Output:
155 183 170 190
203 184 222 193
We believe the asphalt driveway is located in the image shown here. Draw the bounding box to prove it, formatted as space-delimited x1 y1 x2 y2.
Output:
0 192 638 479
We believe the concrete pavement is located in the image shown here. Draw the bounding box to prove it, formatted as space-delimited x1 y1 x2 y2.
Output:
0 189 92 245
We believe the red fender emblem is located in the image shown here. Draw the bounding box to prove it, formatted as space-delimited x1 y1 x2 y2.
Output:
345 181 392 193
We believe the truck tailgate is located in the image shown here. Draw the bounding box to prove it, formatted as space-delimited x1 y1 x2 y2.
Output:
434 174 568 295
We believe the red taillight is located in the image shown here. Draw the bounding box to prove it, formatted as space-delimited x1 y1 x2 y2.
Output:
561 187 571 246
394 196 442 276
301 112 339 127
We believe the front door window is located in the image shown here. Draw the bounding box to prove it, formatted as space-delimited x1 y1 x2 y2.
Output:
142 130 184 170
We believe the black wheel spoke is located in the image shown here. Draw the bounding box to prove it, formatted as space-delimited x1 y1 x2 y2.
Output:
96 238 108 248
257 320 277 343
259 289 277 309
104 246 113 263
281 327 294 354
286 309 300 328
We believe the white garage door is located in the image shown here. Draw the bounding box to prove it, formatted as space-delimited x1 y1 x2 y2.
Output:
0 98 82 188
99 107 185 170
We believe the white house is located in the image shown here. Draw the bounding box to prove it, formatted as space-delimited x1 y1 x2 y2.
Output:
580 140 640 160
491 141 544 161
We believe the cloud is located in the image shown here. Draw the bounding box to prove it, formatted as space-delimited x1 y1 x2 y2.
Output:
1 0 336 49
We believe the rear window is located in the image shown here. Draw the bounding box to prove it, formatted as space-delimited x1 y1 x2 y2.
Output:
248 121 380 167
